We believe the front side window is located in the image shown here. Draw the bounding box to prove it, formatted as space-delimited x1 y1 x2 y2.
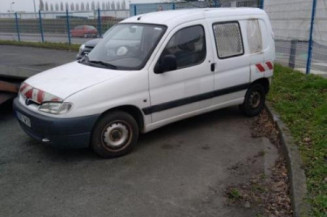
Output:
85 23 166 70
213 22 244 59
157 25 206 70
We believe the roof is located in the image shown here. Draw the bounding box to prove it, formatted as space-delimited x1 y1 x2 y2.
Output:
122 8 266 27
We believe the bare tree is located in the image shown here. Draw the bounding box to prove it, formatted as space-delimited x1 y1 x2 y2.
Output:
86 2 90 10
106 2 110 10
55 3 59 11
60 2 64 11
45 2 49 11
39 0 44 11
121 1 126 10
76 3 79 11
111 1 115 10
71 2 74 11
50 3 54 11
96 1 100 9
91 1 95 10
65 2 69 11
102 2 105 10
116 1 120 10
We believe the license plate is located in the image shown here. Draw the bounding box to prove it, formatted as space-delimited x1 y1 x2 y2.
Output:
16 112 31 128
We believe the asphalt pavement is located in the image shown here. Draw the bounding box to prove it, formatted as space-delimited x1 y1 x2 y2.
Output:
0 45 76 79
0 46 279 217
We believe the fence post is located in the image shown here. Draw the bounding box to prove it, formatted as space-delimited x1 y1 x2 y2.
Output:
172 3 176 10
66 9 71 45
133 5 137 16
214 0 219 8
38 10 44 43
14 12 21 42
97 8 102 37
259 0 264 9
289 40 298 69
306 0 317 74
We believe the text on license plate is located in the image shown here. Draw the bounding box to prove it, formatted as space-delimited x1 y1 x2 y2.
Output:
16 112 31 128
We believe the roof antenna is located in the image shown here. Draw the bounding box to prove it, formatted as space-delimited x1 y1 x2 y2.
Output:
137 16 142 20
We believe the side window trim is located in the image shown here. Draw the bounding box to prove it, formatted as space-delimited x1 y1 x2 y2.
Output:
212 21 245 60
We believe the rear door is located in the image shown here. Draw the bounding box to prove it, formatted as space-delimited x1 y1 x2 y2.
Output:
246 19 266 81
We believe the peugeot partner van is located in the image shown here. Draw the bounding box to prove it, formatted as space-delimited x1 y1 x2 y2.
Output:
13 8 275 158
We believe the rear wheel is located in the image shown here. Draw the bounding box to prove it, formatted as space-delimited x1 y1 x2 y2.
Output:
240 83 265 117
91 111 139 158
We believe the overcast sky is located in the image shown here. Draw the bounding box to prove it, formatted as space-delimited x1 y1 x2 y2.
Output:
0 0 163 13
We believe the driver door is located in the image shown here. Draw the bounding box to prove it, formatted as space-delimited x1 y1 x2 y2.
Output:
147 22 215 123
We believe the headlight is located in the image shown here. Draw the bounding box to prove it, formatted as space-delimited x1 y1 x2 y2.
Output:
79 44 85 53
39 102 72 114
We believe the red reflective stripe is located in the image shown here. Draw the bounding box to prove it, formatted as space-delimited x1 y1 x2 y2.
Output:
37 90 44 103
19 83 28 92
256 64 265 72
266 61 273 70
25 89 33 99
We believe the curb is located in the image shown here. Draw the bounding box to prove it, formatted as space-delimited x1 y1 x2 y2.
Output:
265 103 309 217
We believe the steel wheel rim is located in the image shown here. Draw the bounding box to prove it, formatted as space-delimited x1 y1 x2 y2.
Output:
102 121 131 149
249 91 261 108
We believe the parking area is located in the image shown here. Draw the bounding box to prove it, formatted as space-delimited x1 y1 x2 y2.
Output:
0 46 279 217
0 45 76 79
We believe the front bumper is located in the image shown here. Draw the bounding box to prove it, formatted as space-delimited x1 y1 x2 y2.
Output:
13 98 100 149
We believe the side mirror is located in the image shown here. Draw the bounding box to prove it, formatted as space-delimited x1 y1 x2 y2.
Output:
154 55 177 74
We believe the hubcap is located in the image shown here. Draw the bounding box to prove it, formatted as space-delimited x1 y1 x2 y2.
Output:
249 91 261 108
103 122 130 148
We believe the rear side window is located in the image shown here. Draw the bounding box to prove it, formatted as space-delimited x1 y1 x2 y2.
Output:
159 25 206 69
247 19 263 53
213 22 244 59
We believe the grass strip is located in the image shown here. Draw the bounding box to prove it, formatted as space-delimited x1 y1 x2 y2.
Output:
0 40 80 52
268 64 327 216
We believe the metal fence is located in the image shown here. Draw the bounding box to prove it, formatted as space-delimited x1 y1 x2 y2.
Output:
0 0 260 46
0 9 128 45
265 0 327 75
0 0 325 75
130 0 260 16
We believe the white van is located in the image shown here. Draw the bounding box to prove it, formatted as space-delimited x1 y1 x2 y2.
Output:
14 8 275 158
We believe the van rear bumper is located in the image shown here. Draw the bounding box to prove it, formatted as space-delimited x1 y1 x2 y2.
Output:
13 98 100 149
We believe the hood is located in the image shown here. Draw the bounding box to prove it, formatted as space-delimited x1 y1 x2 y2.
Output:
84 38 102 47
24 61 124 100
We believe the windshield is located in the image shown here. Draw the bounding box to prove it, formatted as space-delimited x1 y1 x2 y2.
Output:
85 23 166 70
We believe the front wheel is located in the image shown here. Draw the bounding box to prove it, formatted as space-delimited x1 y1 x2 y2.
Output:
240 83 266 117
91 111 139 158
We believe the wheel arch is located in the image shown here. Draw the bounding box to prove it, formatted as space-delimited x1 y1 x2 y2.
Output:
252 78 270 94
92 105 145 135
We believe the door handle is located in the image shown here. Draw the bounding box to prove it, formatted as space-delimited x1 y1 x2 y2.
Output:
211 63 216 72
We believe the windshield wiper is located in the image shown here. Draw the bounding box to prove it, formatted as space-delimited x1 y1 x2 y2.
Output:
88 60 117 69
80 56 117 69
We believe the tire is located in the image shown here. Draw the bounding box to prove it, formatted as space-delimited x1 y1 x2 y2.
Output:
91 111 139 158
240 83 266 117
